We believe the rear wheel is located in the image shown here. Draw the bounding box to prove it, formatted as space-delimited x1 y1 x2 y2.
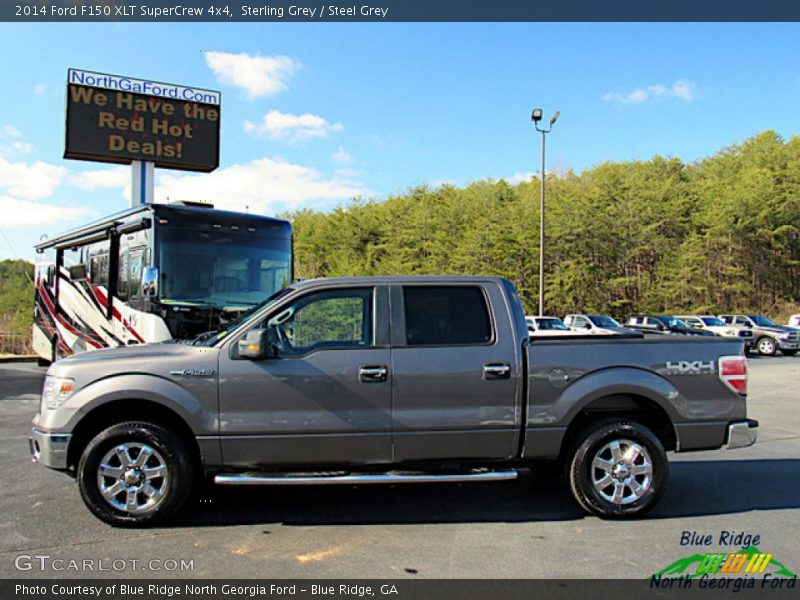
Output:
756 337 777 356
77 421 194 527
567 419 668 518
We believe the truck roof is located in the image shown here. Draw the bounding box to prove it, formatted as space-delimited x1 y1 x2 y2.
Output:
291 275 512 289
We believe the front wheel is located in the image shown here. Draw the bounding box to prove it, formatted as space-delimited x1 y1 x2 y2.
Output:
567 419 668 518
756 337 777 356
77 421 195 527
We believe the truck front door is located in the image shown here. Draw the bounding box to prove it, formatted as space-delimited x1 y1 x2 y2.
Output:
217 285 392 467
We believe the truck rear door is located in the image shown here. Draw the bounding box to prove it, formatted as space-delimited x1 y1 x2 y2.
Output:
389 282 521 461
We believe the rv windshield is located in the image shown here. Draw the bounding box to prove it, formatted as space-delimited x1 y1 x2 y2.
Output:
158 228 291 309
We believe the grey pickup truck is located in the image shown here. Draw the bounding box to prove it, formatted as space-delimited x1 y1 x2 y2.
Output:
30 276 757 526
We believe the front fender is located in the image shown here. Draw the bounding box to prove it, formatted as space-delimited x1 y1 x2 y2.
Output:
35 373 217 435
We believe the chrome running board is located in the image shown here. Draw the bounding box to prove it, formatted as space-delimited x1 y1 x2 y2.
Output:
214 469 519 486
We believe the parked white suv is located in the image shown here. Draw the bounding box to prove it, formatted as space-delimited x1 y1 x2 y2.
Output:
563 314 638 335
525 316 584 337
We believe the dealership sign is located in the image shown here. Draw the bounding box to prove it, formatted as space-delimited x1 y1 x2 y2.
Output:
64 69 221 172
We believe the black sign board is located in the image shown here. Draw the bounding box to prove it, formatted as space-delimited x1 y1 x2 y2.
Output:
64 71 221 172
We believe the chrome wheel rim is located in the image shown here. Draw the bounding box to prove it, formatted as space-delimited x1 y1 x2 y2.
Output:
591 439 652 505
97 443 168 514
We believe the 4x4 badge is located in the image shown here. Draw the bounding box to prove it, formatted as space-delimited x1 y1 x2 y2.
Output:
665 360 715 375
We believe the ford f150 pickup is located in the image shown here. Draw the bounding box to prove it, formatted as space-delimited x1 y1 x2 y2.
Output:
30 276 757 526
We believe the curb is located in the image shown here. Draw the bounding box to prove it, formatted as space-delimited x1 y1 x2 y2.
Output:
0 355 39 364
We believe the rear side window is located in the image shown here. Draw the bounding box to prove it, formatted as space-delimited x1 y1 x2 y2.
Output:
403 286 492 346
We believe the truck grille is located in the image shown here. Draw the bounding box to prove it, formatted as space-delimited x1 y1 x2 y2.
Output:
787 332 800 342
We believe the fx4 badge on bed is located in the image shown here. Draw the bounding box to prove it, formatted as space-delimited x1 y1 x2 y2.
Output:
665 360 715 375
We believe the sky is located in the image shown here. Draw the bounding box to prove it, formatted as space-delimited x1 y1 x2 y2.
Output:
0 22 799 260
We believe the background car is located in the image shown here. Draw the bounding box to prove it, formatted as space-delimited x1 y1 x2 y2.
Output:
625 315 716 336
788 315 800 328
719 314 800 356
525 316 585 337
563 314 638 335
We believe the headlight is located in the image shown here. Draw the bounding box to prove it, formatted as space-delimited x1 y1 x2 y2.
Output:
41 376 75 410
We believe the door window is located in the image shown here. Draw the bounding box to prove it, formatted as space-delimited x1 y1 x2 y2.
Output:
268 288 374 355
403 286 492 346
573 316 590 329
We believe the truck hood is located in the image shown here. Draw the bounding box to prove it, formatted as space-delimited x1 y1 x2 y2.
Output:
49 342 219 379
757 326 797 335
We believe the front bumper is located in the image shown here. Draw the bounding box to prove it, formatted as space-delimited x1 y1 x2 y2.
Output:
726 419 758 450
777 340 799 350
29 428 72 469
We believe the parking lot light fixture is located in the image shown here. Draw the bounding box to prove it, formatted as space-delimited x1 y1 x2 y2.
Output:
531 108 559 316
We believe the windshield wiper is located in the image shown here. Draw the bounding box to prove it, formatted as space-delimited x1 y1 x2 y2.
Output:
191 330 219 345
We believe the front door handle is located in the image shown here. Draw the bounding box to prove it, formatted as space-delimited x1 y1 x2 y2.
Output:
359 365 388 382
483 362 511 379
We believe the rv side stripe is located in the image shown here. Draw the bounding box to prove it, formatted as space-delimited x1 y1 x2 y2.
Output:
36 282 103 349
89 285 147 344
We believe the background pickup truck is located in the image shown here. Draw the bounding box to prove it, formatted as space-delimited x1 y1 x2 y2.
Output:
718 314 800 356
31 276 757 526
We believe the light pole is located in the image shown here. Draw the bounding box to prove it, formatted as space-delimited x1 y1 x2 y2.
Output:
531 108 559 316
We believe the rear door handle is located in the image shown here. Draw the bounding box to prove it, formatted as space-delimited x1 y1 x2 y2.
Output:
483 362 511 379
359 365 388 382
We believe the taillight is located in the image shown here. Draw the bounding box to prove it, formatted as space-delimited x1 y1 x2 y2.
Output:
719 355 747 396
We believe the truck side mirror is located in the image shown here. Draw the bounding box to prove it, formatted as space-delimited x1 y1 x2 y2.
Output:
238 328 277 360
583 323 592 330
141 267 159 297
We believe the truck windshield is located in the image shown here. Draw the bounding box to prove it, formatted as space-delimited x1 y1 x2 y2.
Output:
158 228 291 309
589 315 620 328
199 286 294 346
749 315 777 327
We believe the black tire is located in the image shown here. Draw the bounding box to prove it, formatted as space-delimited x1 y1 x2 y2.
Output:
756 336 777 356
781 350 797 357
77 421 195 527
567 419 668 519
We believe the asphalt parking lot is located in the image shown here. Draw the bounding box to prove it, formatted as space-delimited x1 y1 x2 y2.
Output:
1 357 798 579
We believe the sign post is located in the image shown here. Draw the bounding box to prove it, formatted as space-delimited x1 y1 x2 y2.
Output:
131 160 155 207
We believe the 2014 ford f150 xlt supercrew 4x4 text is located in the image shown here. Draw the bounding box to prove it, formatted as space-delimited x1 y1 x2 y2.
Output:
30 276 757 526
